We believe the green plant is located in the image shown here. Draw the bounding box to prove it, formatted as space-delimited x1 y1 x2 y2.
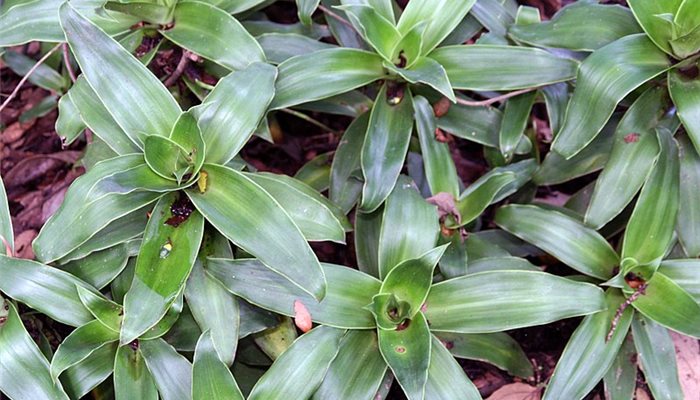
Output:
204 177 605 399
2 0 700 399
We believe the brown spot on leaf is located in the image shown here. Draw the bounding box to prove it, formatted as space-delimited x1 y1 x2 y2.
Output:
623 133 640 143
395 346 406 353
165 193 194 227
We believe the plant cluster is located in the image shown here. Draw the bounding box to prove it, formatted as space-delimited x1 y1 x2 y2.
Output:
0 0 699 399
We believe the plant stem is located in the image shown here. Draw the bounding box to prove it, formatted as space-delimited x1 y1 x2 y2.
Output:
63 43 77 83
0 44 62 114
318 4 356 32
455 87 539 107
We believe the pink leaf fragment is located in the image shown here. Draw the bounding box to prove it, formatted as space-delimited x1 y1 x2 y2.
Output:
293 300 312 333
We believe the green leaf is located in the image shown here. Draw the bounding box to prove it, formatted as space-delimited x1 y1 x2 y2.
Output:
469 0 514 37
436 332 533 378
397 0 477 54
121 192 204 344
340 4 401 59
294 152 333 191
114 344 158 400
378 312 431 400
355 207 383 278
509 2 642 51
246 172 347 243
658 259 700 301
160 1 265 70
543 290 633 400
542 82 569 135
140 339 192 400
630 272 700 338
144 135 194 182
424 335 481 400
0 175 13 255
271 48 386 109
495 205 618 279
258 33 335 64
388 57 455 101
551 34 671 158
603 333 637 400
534 114 617 186
187 164 326 300
468 256 539 275
631 315 683 400
0 300 69 399
360 84 415 212
584 86 667 228
413 96 460 197
499 91 536 160
621 128 679 266
248 326 346 400
207 259 380 329
67 76 141 154
2 50 68 93
60 2 181 146
437 101 502 147
62 244 130 291
104 2 173 25
76 286 123 332
380 246 448 318
50 320 119 380
193 62 277 164
378 176 439 278
56 94 86 147
425 271 606 333
193 331 245 400
311 330 387 399
185 231 238 366
669 65 700 156
330 113 369 213
429 45 578 90
627 0 682 56
61 342 117 399
168 111 206 178
0 255 95 326
297 0 321 25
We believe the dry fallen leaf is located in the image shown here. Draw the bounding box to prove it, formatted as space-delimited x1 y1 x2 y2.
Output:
486 382 541 400
13 229 37 259
293 300 312 333
672 331 700 400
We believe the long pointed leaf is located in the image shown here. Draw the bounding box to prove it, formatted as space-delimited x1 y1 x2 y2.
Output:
677 134 700 257
121 193 204 344
271 48 385 109
248 326 346 399
360 84 415 212
114 345 158 400
207 259 380 329
60 3 180 145
312 330 387 400
631 315 683 400
621 128 679 266
140 339 192 400
187 164 326 300
551 34 670 158
425 271 606 333
495 204 618 279
584 86 667 228
543 290 633 400
0 300 69 399
424 335 481 400
435 332 533 378
193 62 276 164
669 66 700 156
161 1 265 70
429 45 578 90
51 320 119 380
193 331 244 400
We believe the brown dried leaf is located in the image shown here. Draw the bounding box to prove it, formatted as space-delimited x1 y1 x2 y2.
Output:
13 229 37 259
486 382 541 400
672 331 700 400
427 192 461 224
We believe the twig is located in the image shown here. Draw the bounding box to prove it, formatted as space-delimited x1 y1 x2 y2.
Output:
0 43 61 114
318 4 356 32
164 50 190 87
63 43 77 83
280 108 337 133
606 284 647 342
454 86 539 107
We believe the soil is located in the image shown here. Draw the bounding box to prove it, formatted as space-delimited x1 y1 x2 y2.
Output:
0 1 657 399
